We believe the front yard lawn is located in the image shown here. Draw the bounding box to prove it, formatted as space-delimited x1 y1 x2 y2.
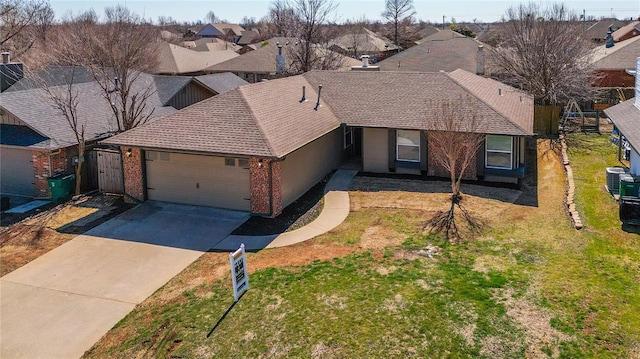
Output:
84 136 639 359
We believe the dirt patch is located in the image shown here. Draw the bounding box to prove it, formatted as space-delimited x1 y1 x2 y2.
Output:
493 288 572 359
359 225 407 249
0 194 133 277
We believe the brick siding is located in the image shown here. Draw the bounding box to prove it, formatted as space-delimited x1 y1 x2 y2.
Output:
250 157 282 217
121 147 144 203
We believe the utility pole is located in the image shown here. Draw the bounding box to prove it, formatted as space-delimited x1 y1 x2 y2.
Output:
582 9 586 33
442 15 445 30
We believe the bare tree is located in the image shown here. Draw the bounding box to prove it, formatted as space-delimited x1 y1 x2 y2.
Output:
427 99 485 241
205 10 219 24
489 3 598 105
381 0 415 46
288 0 341 73
0 0 53 58
76 6 160 132
39 67 86 195
265 0 296 37
342 16 369 58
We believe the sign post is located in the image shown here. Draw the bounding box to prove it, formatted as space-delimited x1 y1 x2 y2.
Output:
229 244 249 302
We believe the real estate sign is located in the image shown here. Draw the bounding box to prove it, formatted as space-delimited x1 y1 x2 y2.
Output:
229 244 249 302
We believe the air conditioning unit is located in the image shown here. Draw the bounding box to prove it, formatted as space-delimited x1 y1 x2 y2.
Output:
606 167 628 194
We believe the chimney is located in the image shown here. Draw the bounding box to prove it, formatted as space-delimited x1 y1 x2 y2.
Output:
476 44 485 75
276 42 285 74
351 54 380 71
605 30 614 48
361 54 369 68
0 52 24 93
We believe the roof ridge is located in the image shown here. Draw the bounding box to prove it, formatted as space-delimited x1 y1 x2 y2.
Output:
237 84 277 157
446 69 531 135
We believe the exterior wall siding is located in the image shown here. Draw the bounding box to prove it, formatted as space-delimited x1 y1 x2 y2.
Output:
250 157 282 217
121 147 144 203
593 70 635 88
168 82 215 110
281 128 343 208
362 127 389 173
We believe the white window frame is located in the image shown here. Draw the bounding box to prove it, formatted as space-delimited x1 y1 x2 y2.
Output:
485 135 513 169
396 130 420 163
344 126 353 149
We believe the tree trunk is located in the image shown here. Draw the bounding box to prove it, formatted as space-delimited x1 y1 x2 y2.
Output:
74 142 85 195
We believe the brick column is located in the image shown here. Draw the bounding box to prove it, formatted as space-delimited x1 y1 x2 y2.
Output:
250 157 282 217
121 147 144 203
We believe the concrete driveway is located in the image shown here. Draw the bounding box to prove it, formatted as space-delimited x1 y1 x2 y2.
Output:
0 201 249 359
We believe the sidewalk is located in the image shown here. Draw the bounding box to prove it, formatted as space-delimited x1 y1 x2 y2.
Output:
213 169 358 251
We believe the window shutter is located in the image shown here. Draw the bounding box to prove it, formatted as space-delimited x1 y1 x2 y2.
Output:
388 129 396 172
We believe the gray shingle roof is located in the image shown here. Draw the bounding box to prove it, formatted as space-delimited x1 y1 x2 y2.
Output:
303 70 532 136
105 70 533 158
605 100 640 154
195 73 249 94
153 76 192 105
1 72 176 150
104 75 341 158
377 35 485 73
592 36 640 70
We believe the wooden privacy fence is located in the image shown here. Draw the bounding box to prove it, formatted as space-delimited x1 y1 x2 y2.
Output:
534 105 560 135
96 149 124 194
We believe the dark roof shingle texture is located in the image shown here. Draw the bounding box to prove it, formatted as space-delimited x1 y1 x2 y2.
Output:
605 100 640 153
106 70 534 157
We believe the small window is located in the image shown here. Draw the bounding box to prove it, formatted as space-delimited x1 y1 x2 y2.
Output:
225 158 236 166
396 130 420 162
344 126 353 149
238 159 249 168
485 135 513 169
145 151 157 160
158 152 170 161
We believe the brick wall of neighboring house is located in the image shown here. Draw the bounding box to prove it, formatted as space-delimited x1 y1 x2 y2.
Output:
594 70 635 89
250 157 283 217
32 148 70 198
121 147 144 203
426 132 477 180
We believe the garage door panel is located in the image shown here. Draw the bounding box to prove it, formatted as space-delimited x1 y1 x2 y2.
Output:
0 147 35 196
145 152 250 211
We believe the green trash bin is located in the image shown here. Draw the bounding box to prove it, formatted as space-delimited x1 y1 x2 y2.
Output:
47 173 76 204
619 174 640 198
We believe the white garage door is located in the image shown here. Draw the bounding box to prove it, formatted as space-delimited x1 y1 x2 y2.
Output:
0 147 35 197
145 151 250 211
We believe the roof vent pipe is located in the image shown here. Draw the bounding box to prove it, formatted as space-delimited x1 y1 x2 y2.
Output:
299 85 306 103
314 85 322 111
1 52 9 64
114 77 120 91
498 88 502 96
361 54 369 68
476 44 485 75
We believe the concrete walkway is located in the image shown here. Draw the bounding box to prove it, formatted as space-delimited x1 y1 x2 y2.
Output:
215 169 358 251
0 203 248 359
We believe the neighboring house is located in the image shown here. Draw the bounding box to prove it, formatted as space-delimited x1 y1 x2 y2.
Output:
204 37 361 83
604 58 640 175
377 30 488 75
155 43 239 75
181 37 240 52
0 67 247 198
591 35 640 89
195 23 245 42
584 19 628 44
103 69 533 217
329 28 399 61
236 30 260 46
613 20 640 42
0 52 23 92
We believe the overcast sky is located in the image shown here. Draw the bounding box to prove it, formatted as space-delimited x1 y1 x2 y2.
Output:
50 0 639 24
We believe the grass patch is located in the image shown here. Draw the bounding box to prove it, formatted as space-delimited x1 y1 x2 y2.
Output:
84 137 640 358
